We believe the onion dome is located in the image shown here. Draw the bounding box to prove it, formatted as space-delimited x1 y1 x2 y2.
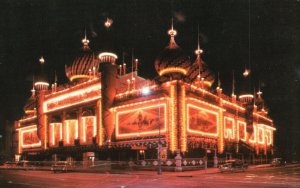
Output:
154 23 191 81
185 41 215 87
65 33 100 82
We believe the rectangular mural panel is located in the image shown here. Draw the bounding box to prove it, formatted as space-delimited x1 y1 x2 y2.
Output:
22 130 40 146
187 104 218 136
116 104 166 137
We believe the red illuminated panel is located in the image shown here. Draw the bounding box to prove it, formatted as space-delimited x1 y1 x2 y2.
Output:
22 129 41 148
64 120 78 145
187 104 218 136
237 121 246 141
116 104 167 138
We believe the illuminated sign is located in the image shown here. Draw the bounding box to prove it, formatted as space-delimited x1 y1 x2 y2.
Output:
116 104 167 138
187 104 218 137
20 126 41 148
44 84 101 113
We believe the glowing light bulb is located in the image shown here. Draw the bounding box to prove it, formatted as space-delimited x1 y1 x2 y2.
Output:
104 18 113 28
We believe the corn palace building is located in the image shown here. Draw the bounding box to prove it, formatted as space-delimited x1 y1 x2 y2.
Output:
15 25 275 163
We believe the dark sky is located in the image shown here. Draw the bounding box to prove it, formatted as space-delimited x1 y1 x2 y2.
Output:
0 0 299 159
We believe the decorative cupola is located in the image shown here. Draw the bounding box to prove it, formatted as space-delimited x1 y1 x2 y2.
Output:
186 30 215 88
154 20 191 82
65 31 100 82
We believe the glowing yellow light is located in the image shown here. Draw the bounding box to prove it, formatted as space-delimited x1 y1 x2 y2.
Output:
115 104 167 138
170 84 177 152
186 104 219 137
180 85 187 152
159 67 187 76
239 94 254 99
19 116 37 123
34 82 49 87
70 75 96 82
98 52 118 59
253 113 273 123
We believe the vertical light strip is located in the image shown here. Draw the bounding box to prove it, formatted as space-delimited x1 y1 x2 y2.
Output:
82 118 86 143
75 120 78 139
93 116 96 137
180 85 187 152
97 99 103 146
218 100 224 154
60 123 62 141
66 122 69 144
18 129 21 154
52 124 55 145
170 84 176 152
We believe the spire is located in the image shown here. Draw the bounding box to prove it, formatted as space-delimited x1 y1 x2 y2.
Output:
217 72 221 88
195 25 203 77
194 24 203 56
257 81 262 98
167 18 178 48
31 76 35 97
82 29 90 50
232 70 235 96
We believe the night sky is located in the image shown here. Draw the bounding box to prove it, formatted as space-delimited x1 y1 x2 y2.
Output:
0 0 299 160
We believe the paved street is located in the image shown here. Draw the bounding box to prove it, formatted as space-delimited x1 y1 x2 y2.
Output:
0 164 299 188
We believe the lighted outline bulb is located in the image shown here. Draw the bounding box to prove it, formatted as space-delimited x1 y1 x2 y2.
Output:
104 18 113 28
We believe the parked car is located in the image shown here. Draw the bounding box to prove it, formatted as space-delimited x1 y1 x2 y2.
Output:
271 158 286 167
219 159 247 173
51 161 73 173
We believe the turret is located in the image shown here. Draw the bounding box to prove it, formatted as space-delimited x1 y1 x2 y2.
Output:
99 52 118 145
34 57 49 149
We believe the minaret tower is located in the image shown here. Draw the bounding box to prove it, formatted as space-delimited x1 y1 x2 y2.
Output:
35 56 49 149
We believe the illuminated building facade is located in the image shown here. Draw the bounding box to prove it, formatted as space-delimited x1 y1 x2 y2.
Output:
15 25 275 162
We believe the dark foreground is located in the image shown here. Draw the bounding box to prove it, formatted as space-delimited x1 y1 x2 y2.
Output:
0 164 299 188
